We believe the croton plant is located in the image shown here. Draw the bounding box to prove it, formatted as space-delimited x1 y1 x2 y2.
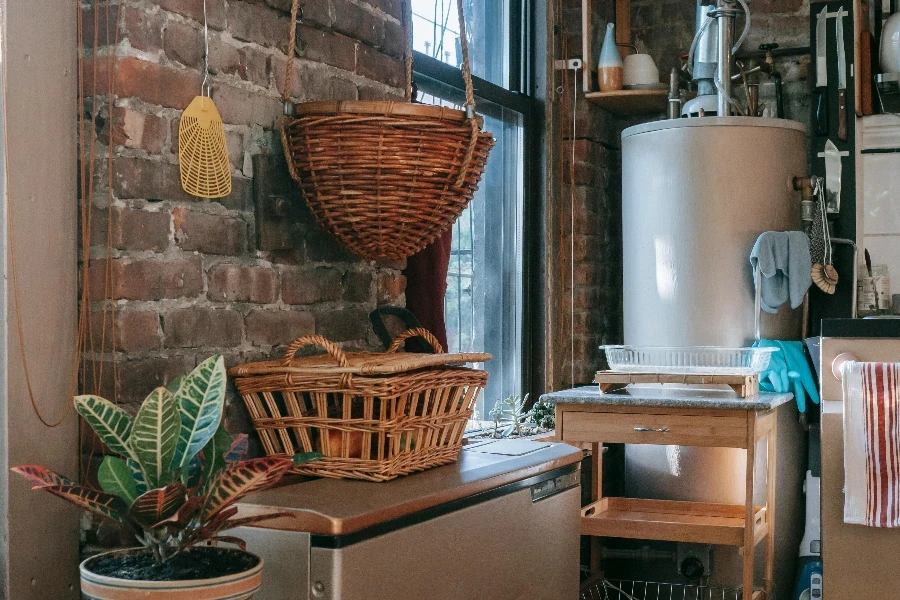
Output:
12 355 316 565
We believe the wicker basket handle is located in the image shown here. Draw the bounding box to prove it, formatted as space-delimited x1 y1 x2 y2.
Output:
282 335 350 368
386 328 445 354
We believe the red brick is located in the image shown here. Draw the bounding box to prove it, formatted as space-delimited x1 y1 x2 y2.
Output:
121 6 166 53
240 47 270 87
281 267 342 305
358 86 405 101
212 84 282 127
150 0 226 30
377 271 405 304
110 106 168 154
217 175 253 212
208 264 277 303
173 208 247 256
116 355 197 405
227 1 290 50
332 0 384 48
225 130 244 171
86 56 202 110
302 225 357 263
369 0 403 20
298 25 358 73
294 1 334 27
315 308 369 341
89 310 161 352
88 256 204 301
114 157 194 203
163 20 203 68
356 45 404 88
91 206 171 252
381 18 405 59
342 270 372 302
210 37 245 79
245 309 315 346
163 307 243 348
285 60 358 101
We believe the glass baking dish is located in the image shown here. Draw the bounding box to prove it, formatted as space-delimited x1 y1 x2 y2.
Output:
600 346 778 375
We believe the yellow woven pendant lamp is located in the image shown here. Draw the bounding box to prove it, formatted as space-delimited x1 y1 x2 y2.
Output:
178 0 231 199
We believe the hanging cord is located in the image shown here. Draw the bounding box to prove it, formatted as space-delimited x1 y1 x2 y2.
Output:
202 0 211 97
453 0 480 188
569 62 579 389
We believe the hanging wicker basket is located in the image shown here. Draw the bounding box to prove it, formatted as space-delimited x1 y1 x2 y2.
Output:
229 329 491 482
279 0 495 260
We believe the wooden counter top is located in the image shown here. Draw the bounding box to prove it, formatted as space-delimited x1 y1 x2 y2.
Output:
236 441 582 536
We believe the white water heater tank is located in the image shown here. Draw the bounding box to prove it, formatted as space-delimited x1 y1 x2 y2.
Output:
621 117 807 347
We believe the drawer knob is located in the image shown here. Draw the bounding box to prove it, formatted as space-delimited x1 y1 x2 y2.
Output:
634 427 670 433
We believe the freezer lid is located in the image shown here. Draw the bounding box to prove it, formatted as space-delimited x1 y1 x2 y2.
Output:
236 441 582 536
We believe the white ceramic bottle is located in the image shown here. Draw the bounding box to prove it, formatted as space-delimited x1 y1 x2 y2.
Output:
597 22 623 92
881 12 900 73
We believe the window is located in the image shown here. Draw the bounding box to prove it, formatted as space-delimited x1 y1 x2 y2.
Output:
412 1 536 430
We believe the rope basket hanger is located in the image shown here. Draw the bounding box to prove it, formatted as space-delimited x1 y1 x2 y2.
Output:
279 0 495 260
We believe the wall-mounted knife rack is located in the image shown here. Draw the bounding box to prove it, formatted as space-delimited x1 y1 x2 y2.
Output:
807 0 860 335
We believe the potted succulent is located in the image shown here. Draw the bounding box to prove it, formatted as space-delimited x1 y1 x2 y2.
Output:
12 355 317 600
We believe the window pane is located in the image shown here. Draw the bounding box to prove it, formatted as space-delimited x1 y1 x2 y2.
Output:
411 0 511 89
416 79 524 429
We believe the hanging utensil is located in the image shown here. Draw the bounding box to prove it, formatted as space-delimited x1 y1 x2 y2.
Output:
178 0 232 199
824 139 843 213
810 177 838 295
836 8 849 142
815 7 829 136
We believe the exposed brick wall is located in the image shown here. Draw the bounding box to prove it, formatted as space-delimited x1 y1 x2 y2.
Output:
631 0 811 126
81 0 407 430
547 0 624 390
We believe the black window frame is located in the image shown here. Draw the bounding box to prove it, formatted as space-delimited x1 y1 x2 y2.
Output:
411 0 544 401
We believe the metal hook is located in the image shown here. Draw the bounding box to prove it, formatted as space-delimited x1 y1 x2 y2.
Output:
294 7 308 57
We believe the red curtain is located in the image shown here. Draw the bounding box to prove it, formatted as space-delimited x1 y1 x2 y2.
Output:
403 228 453 351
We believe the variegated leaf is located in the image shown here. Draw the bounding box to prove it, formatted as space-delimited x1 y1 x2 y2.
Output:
201 457 293 520
128 483 187 529
129 387 179 488
98 456 139 505
166 374 186 395
127 459 149 495
173 356 226 469
225 434 249 463
211 536 248 550
150 495 204 530
200 425 234 488
41 484 131 528
74 395 136 460
293 452 323 466
11 465 74 488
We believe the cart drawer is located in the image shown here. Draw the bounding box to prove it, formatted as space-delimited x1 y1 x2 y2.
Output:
561 410 749 448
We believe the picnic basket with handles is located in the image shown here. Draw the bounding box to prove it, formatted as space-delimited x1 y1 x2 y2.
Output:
228 328 490 482
278 0 495 260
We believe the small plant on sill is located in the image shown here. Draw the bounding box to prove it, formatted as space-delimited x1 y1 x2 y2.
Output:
490 393 532 437
529 399 555 430
12 355 320 566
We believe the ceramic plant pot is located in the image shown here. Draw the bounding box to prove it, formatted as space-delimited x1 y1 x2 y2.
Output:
597 22 624 92
80 548 263 600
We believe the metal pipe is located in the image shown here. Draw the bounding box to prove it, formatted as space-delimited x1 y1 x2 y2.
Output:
668 68 682 119
716 1 735 116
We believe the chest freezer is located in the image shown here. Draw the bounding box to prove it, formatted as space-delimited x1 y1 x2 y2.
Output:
234 439 582 600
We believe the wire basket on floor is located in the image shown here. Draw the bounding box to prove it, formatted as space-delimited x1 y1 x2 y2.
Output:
229 329 491 482
580 579 768 600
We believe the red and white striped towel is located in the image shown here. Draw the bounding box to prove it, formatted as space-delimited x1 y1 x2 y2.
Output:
843 361 900 527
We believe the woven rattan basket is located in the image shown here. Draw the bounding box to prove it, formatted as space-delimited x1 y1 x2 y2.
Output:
278 0 495 260
229 329 490 482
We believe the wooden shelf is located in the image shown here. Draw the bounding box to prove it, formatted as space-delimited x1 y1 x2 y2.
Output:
594 371 760 397
584 89 670 116
581 497 768 546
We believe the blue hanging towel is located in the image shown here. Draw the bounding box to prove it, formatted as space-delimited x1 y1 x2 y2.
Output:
752 338 820 413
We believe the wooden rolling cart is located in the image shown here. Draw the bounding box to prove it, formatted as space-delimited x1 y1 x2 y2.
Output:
547 385 792 600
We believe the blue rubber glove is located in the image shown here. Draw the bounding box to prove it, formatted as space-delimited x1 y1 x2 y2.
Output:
753 339 820 413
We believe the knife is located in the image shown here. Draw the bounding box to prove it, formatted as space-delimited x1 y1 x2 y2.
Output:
815 7 828 136
837 8 848 142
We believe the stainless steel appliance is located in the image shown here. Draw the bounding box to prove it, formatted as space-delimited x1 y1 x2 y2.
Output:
233 441 582 600
820 319 900 599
